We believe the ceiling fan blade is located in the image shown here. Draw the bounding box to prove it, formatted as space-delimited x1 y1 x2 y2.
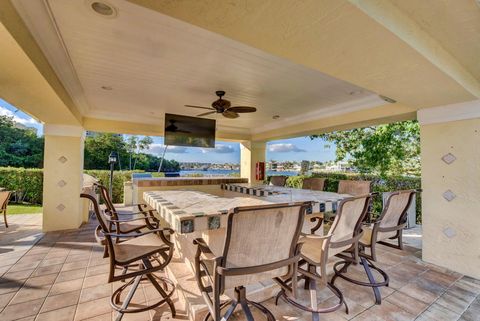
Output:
222 110 239 119
227 106 257 113
197 111 217 117
185 105 214 110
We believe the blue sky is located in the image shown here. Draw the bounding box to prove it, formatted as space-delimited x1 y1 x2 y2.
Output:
1 98 336 164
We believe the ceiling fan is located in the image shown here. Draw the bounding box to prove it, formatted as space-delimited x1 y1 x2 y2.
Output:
185 90 257 119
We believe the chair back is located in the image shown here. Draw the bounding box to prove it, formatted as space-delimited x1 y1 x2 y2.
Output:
220 202 309 291
302 178 326 191
270 176 287 187
0 191 11 211
337 180 371 196
326 195 371 256
376 190 416 240
95 183 118 219
80 193 114 250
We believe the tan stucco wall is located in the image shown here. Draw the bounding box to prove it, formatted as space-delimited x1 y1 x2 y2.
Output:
240 141 266 184
43 135 85 231
421 118 480 278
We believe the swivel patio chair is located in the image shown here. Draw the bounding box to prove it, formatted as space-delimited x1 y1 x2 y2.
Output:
270 176 288 187
95 183 160 234
276 195 372 321
0 191 12 228
302 178 326 191
81 193 176 321
331 189 417 304
194 201 310 321
337 180 371 196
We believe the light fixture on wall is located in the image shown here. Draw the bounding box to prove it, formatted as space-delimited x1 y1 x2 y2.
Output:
272 115 280 119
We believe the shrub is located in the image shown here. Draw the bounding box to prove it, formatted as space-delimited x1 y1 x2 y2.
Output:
269 172 422 223
84 170 140 203
0 167 43 204
0 167 140 204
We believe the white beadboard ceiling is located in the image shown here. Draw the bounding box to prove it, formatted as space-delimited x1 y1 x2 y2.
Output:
14 0 384 135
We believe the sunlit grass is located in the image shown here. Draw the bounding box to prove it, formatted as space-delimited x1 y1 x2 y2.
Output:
6 204 42 215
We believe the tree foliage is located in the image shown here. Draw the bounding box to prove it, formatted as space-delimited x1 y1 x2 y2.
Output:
310 120 420 176
0 116 44 168
84 133 180 172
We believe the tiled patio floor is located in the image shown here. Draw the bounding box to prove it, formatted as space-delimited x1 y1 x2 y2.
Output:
0 215 479 321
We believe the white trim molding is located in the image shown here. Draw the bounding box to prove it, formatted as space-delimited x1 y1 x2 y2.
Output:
44 124 85 138
417 100 480 125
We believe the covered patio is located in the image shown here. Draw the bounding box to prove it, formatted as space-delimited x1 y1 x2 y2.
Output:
1 0 480 320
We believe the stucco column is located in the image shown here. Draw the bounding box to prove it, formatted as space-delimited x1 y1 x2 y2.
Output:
240 141 266 184
418 100 480 279
42 124 85 231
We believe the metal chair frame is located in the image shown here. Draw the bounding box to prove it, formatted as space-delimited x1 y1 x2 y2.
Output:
194 202 310 321
0 191 11 228
81 193 176 321
331 190 417 305
276 195 372 321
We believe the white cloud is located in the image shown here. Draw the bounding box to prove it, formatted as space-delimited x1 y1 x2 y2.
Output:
0 105 40 126
201 144 235 154
147 144 188 154
268 143 306 153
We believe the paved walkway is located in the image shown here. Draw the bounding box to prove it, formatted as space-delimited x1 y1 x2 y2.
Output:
0 216 479 320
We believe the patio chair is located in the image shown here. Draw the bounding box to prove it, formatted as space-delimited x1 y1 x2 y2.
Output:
302 178 326 191
95 183 159 234
270 176 288 187
276 195 372 320
80 193 176 321
331 190 417 304
194 202 310 321
0 191 12 228
337 180 371 196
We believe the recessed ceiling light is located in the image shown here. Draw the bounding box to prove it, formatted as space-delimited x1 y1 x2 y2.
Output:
379 95 396 104
272 115 280 119
91 2 116 16
101 86 112 90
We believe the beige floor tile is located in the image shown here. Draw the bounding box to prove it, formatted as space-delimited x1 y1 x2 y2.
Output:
31 263 63 277
50 278 84 296
9 284 51 305
74 297 112 321
56 268 87 283
41 290 81 313
351 301 415 321
385 291 429 316
79 283 111 303
0 297 44 321
36 305 77 321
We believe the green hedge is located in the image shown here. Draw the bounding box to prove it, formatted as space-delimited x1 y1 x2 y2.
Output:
0 167 43 204
0 167 139 204
268 172 422 223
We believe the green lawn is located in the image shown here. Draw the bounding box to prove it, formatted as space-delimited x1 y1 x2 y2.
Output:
7 204 42 215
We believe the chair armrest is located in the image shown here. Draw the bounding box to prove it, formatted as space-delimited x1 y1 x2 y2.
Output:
193 238 221 262
105 228 174 244
107 217 153 223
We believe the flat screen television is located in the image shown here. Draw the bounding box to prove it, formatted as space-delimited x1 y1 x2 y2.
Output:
164 113 216 148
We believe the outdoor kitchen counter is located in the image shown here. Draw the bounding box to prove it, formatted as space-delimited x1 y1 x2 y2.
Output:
143 188 350 234
133 176 248 187
130 176 248 204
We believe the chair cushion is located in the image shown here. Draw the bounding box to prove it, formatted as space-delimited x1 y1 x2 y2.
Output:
114 233 169 264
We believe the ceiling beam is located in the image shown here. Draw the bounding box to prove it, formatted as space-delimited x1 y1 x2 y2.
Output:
0 0 82 125
348 0 480 99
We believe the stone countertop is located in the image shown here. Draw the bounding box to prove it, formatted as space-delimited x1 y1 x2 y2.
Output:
133 177 248 187
144 189 351 234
